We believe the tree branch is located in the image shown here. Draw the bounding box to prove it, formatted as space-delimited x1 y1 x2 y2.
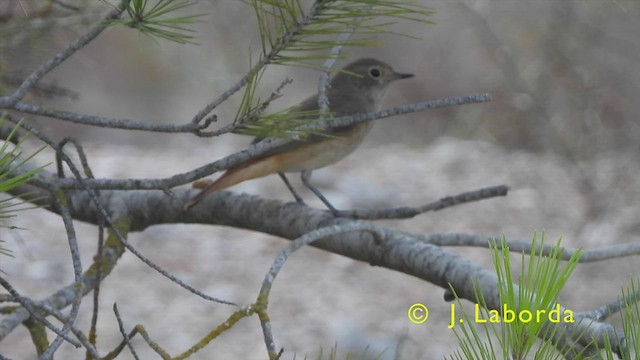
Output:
3 93 492 193
10 102 212 133
3 178 625 356
338 185 508 219
0 3 125 107
421 233 640 262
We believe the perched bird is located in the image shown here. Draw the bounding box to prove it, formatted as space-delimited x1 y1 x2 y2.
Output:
184 58 414 211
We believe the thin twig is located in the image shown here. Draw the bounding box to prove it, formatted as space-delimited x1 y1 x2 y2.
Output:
11 102 208 133
198 78 294 138
12 93 491 191
1 3 215 134
0 75 79 99
0 4 125 106
575 290 640 322
258 222 381 355
38 195 85 359
0 276 81 347
113 303 140 360
57 138 94 179
88 222 105 356
190 0 328 124
317 7 365 115
338 185 508 219
39 305 101 358
420 233 640 262
1 113 235 343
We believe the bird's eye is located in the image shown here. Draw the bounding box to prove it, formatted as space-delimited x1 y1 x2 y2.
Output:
369 67 381 78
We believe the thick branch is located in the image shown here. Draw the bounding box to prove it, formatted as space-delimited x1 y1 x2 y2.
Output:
4 180 624 356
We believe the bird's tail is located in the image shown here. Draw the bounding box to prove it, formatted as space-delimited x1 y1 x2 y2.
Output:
183 155 282 210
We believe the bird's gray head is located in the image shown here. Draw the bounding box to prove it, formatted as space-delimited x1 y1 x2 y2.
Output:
330 58 414 106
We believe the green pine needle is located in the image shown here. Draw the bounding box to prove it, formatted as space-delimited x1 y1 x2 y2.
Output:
247 0 434 66
231 0 433 140
448 234 583 360
0 117 46 272
236 107 327 139
106 0 205 44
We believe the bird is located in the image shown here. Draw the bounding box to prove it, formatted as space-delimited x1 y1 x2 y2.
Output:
184 58 414 212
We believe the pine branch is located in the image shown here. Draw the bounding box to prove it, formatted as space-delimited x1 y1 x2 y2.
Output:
194 0 433 137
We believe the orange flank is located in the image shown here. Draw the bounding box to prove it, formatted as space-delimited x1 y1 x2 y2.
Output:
183 123 372 210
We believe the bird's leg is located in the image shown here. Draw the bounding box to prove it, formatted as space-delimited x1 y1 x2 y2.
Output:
278 172 305 204
300 170 340 215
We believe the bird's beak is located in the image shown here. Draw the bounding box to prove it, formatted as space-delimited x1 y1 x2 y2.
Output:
393 72 414 80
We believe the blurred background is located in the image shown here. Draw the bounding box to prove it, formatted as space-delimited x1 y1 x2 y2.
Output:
1 0 639 359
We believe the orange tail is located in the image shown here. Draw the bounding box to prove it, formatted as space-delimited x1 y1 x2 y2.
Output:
183 155 284 210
